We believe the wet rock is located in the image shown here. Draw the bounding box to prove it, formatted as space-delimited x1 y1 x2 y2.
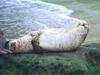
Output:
0 30 12 54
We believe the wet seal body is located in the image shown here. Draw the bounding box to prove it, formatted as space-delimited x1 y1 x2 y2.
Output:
8 20 89 53
39 20 89 51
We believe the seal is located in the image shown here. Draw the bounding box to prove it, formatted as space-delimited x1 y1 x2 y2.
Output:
8 20 89 53
38 20 89 51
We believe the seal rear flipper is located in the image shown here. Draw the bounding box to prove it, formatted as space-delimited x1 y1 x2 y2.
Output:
31 40 44 54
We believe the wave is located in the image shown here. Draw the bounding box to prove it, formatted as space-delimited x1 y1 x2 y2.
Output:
0 0 77 38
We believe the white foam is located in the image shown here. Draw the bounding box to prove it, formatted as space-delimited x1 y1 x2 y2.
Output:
17 0 73 16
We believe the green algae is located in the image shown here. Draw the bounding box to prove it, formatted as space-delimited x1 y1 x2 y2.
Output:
0 48 99 75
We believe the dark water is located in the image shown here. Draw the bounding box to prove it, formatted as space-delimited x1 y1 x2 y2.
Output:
0 0 100 45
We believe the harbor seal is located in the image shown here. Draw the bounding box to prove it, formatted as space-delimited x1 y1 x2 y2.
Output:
38 20 89 51
8 20 89 53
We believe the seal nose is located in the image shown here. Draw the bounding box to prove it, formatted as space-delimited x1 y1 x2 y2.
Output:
78 20 89 29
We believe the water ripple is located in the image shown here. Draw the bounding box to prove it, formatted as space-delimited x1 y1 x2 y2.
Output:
0 0 74 39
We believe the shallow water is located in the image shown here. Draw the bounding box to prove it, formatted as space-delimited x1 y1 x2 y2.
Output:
0 0 75 39
42 0 100 44
0 0 100 46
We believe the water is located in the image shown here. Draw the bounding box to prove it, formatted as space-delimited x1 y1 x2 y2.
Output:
0 0 74 39
0 0 100 44
42 0 100 43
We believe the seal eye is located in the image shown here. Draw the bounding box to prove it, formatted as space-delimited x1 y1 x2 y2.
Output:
78 22 85 26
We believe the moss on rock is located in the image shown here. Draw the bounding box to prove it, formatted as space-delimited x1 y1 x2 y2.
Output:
0 44 100 75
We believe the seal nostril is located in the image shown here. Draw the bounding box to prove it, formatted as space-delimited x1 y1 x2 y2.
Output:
78 22 85 27
82 23 85 26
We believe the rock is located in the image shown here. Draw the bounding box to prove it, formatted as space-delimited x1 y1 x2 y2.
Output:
0 30 12 54
0 30 8 54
